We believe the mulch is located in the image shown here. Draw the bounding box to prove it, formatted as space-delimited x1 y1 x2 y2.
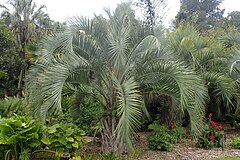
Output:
137 125 240 160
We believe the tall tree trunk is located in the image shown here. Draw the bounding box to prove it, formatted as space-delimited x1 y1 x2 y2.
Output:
17 50 26 97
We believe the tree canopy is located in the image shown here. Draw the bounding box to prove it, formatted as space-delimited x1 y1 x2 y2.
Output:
0 21 20 98
175 0 225 30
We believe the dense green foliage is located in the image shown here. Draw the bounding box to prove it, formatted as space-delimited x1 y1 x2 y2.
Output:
166 24 240 119
231 136 240 149
41 122 88 157
0 21 20 97
59 91 103 135
0 97 30 117
0 115 44 160
0 115 87 159
175 0 224 30
0 0 50 96
147 123 185 151
227 11 240 30
1 0 240 157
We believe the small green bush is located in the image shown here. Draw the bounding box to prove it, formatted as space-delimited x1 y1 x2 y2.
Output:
72 95 103 134
147 133 173 151
231 136 240 149
147 123 185 151
41 122 89 157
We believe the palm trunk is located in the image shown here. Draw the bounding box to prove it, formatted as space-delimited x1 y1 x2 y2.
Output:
101 116 118 153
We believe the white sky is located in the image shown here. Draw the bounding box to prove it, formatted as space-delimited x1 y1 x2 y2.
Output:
0 0 240 26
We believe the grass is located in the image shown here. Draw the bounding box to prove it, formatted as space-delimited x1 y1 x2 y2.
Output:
211 156 240 160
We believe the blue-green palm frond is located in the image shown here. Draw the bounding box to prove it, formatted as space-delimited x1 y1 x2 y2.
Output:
137 60 208 136
112 75 145 150
202 72 236 110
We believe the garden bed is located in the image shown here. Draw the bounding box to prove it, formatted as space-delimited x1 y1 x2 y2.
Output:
138 129 240 160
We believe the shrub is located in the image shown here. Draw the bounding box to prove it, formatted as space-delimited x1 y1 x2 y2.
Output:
147 123 185 151
231 136 240 149
58 95 103 135
147 133 173 151
0 97 31 117
171 124 186 140
71 95 103 135
41 122 89 157
196 113 224 148
0 115 44 160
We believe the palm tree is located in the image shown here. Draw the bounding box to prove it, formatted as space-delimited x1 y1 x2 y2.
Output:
0 0 48 97
221 31 240 115
27 3 207 152
165 24 238 117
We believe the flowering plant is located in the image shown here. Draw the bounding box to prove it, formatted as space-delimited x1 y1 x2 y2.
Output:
147 123 185 151
196 113 224 148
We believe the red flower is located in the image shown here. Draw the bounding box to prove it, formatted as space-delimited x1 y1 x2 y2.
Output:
210 135 215 140
209 113 212 118
211 121 217 126
171 123 176 127
216 125 223 131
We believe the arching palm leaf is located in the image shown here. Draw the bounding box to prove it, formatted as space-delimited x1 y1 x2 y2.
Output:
137 60 208 136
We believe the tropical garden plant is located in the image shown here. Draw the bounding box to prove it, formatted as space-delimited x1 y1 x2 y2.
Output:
196 113 224 148
41 122 88 158
147 123 185 151
165 24 240 118
0 115 44 160
27 3 208 153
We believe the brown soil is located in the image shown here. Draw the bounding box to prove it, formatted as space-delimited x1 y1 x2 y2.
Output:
137 128 240 160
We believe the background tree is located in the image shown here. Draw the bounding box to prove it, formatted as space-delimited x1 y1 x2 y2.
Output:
134 0 167 32
0 0 49 96
165 24 240 118
0 21 21 98
227 11 240 30
174 0 225 30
